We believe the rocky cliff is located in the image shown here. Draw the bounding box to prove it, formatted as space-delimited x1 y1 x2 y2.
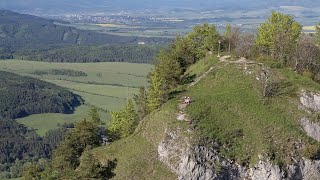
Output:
158 127 320 180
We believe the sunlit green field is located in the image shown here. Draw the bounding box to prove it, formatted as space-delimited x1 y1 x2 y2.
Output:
0 60 152 136
16 105 110 136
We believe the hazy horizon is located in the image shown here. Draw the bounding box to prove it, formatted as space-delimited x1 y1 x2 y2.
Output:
1 0 320 13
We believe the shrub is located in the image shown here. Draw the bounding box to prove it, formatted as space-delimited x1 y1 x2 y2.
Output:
303 144 320 160
302 70 313 79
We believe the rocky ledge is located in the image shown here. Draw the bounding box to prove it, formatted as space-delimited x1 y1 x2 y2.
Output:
158 128 320 180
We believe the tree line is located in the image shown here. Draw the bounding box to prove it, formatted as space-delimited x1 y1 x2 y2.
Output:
12 44 163 64
0 120 71 179
32 69 88 77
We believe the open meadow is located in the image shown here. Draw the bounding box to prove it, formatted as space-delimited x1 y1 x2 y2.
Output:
0 60 152 136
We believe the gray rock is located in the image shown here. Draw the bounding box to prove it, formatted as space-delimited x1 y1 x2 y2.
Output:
248 160 284 180
158 128 320 180
300 90 320 112
300 117 320 142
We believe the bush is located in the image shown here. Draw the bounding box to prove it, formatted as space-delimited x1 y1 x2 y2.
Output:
302 70 313 79
270 61 284 69
303 144 320 160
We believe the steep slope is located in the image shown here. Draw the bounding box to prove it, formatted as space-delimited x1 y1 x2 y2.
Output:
0 10 166 47
0 71 82 119
93 101 179 179
94 56 320 179
0 10 168 60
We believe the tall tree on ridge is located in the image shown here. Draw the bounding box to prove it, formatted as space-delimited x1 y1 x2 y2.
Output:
256 11 302 64
224 24 232 54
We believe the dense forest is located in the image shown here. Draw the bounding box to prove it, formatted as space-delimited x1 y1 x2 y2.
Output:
0 10 168 63
0 120 70 179
0 71 82 119
14 44 162 63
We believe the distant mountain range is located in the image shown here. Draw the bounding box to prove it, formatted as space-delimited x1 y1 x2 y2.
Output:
0 10 166 62
1 0 320 12
0 10 166 46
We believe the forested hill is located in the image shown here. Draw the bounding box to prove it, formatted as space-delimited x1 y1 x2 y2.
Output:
0 10 167 62
0 71 82 119
0 10 167 47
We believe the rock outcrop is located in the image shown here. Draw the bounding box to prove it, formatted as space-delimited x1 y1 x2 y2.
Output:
300 90 320 112
299 90 320 142
158 128 320 180
300 117 320 142
158 128 241 180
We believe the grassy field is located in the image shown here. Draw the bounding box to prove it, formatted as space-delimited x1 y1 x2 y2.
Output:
16 105 109 136
0 60 152 136
0 60 151 87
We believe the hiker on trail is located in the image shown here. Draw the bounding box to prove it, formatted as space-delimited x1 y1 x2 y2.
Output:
184 96 192 104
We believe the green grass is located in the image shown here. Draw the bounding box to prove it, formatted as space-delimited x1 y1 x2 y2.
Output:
94 135 176 180
0 60 152 136
185 61 320 165
92 57 320 178
46 79 139 99
0 60 152 87
17 105 109 136
185 55 218 77
93 98 179 179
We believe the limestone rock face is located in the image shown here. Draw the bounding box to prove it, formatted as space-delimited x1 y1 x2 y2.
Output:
158 128 241 180
300 90 320 112
299 90 320 142
158 128 320 180
248 160 284 180
300 117 320 142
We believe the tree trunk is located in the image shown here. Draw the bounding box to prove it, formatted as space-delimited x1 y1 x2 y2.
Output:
228 39 231 54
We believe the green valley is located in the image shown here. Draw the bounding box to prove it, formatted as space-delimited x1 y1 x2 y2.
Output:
0 60 152 136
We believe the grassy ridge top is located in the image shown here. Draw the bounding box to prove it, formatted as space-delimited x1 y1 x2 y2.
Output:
187 62 319 165
94 56 320 178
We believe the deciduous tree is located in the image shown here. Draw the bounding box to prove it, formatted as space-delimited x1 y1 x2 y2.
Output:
109 100 138 138
256 11 302 64
185 23 220 60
